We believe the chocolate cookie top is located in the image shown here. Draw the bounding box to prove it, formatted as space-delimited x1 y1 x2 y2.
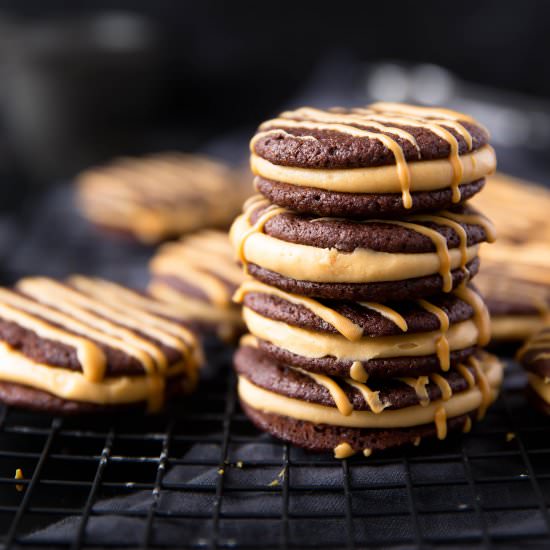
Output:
235 280 480 338
148 230 246 342
251 103 489 169
77 153 251 244
0 276 201 412
235 345 497 415
249 201 493 254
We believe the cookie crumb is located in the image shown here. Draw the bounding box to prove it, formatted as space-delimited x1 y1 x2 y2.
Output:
217 468 224 475
506 432 516 442
14 469 24 492
236 461 244 469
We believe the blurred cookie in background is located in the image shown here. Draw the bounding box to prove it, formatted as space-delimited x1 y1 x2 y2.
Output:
76 153 251 244
148 230 245 343
476 261 550 343
518 326 550 415
472 172 550 245
473 173 550 344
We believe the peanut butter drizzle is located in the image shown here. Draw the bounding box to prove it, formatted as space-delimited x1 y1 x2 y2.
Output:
345 378 389 414
411 214 469 276
349 361 368 383
469 356 491 419
236 198 287 267
462 416 472 433
363 448 373 457
400 376 430 406
334 442 355 459
434 406 448 440
233 280 363 341
358 302 408 332
293 367 353 416
457 364 476 389
417 298 451 371
454 285 491 346
430 373 453 401
255 118 413 208
239 333 259 348
368 103 475 202
0 290 107 382
18 278 169 373
383 220 452 292
67 276 196 348
282 106 421 153
441 210 497 243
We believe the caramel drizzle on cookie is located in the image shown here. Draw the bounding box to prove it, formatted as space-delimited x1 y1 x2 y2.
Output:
293 367 353 416
233 280 364 341
469 355 492 419
151 230 243 308
236 197 287 268
253 103 477 208
454 284 491 346
416 298 451 371
400 375 431 406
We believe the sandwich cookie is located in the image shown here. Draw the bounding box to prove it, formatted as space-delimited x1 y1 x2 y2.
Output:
235 345 503 456
230 196 495 301
518 327 550 415
0 276 202 414
234 281 490 380
148 230 245 342
77 153 250 244
251 103 495 217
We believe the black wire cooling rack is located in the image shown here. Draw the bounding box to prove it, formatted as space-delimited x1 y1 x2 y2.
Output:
0 353 550 550
0 186 550 549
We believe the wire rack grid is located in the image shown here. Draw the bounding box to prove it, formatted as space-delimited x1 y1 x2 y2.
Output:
0 353 549 550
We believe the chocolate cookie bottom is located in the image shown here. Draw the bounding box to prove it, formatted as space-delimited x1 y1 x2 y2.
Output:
256 177 486 218
241 401 471 455
248 258 480 302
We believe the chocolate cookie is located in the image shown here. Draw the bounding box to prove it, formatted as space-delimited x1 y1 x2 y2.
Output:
148 230 245 342
234 280 489 379
77 153 251 244
254 177 486 219
236 346 503 456
0 275 202 414
250 103 495 216
230 197 494 301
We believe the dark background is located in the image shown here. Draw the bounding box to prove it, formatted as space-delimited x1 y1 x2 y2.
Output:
1 0 550 200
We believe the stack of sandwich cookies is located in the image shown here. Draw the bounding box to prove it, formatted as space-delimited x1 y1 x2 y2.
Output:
77 153 250 244
0 276 201 414
231 102 503 458
518 327 550 415
148 230 246 342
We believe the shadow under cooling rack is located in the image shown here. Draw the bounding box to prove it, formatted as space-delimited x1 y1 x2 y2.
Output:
0 355 549 550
